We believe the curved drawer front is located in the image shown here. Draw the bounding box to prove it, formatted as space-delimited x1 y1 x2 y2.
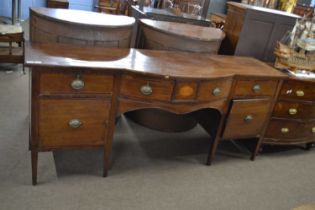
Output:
39 70 114 95
234 79 278 97
39 99 110 147
222 99 272 139
264 119 305 142
273 101 315 120
120 74 174 102
197 79 232 102
280 80 315 101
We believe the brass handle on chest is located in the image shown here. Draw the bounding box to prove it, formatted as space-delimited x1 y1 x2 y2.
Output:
140 83 153 96
69 119 82 129
244 115 253 123
252 84 261 93
281 128 289 134
212 88 221 96
288 108 297 115
71 75 85 90
296 90 304 97
312 127 315 133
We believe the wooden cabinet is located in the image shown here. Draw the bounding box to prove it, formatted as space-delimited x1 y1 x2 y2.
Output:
220 2 299 62
262 78 315 145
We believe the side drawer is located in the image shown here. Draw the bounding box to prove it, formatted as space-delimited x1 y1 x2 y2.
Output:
280 80 315 101
197 79 232 101
273 101 315 120
120 74 174 101
222 99 272 139
264 119 306 142
38 98 110 147
234 79 278 97
39 70 114 95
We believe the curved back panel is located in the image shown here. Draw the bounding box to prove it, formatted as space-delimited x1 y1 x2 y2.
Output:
30 7 135 48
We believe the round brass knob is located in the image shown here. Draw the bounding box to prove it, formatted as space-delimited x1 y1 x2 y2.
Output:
140 84 153 96
312 127 315 133
244 115 253 123
71 78 85 90
69 119 82 129
212 88 221 96
252 84 261 93
296 90 304 97
288 108 297 115
281 127 289 134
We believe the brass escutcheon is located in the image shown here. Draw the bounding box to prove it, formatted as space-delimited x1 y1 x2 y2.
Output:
69 119 82 129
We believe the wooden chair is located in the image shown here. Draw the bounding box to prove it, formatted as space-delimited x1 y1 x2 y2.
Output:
96 0 128 15
0 24 24 74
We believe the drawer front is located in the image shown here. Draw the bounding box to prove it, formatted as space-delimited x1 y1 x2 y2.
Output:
197 79 232 101
222 99 272 139
120 74 174 101
39 99 110 147
39 70 114 95
234 80 278 97
305 123 315 139
273 101 315 120
264 119 305 141
280 80 315 101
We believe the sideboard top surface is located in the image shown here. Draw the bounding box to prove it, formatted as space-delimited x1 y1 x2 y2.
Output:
30 7 135 28
25 42 286 79
140 19 225 42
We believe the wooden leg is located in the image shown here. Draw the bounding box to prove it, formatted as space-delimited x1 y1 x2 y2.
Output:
207 135 220 165
31 150 38 185
251 138 263 161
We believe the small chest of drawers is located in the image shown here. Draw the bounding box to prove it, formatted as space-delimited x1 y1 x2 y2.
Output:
263 78 315 145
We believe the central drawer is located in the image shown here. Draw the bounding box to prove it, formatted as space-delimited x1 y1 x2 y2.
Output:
222 99 272 139
120 74 174 101
38 98 110 147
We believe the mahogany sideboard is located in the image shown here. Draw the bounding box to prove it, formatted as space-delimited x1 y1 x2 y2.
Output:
25 42 288 185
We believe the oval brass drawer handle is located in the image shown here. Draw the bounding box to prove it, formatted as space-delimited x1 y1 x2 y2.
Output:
69 119 82 129
244 115 253 123
312 127 315 133
288 108 297 115
296 90 304 97
281 127 289 134
252 84 261 93
140 83 153 96
212 87 221 96
71 75 85 90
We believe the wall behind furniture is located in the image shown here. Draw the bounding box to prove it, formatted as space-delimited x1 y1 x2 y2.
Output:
0 0 96 20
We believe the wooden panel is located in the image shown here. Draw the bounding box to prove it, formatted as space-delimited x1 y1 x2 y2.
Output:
39 70 114 95
222 99 272 139
120 74 174 102
264 119 305 141
173 81 197 101
39 98 110 147
235 18 274 59
273 101 315 120
197 79 232 101
141 26 223 53
234 79 278 97
280 79 315 101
